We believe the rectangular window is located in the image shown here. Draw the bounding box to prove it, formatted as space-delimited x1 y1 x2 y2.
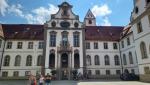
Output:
113 43 118 49
25 71 31 76
17 42 23 49
2 71 8 77
86 42 90 49
127 37 130 46
94 42 98 49
28 42 33 49
144 67 150 74
137 21 143 33
116 70 121 75
131 69 135 74
73 34 80 47
88 70 92 75
38 42 44 49
50 34 56 47
13 71 19 77
95 70 100 75
104 43 108 49
0 39 2 48
106 70 110 75
121 41 124 48
6 42 12 49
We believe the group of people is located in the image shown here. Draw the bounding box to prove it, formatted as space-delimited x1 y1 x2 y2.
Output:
28 73 51 85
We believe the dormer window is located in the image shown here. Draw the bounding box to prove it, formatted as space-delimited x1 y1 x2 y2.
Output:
89 20 92 24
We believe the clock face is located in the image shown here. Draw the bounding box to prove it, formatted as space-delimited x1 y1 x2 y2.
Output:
60 21 70 28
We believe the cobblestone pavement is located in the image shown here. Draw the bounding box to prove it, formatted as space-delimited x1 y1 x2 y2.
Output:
0 80 150 85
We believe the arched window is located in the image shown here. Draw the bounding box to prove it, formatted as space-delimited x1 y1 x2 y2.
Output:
114 55 120 65
49 53 55 68
26 55 32 66
129 52 133 64
0 39 2 48
3 55 10 66
95 55 100 65
14 55 21 66
140 42 148 59
149 45 150 54
123 54 127 65
37 55 42 66
88 20 92 24
105 55 110 65
86 55 91 66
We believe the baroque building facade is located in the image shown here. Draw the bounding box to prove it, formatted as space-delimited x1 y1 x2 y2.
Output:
0 1 149 82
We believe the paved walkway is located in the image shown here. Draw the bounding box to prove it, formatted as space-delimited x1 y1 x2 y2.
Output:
0 80 150 85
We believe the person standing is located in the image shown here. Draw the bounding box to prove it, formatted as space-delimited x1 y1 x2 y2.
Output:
28 74 37 85
39 75 44 85
45 73 51 85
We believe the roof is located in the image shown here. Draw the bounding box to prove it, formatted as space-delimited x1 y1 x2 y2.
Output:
1 24 44 40
85 26 124 41
120 25 132 39
1 24 124 41
0 24 4 38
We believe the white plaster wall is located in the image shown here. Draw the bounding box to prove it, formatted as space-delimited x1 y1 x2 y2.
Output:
120 33 139 74
0 40 43 77
131 12 150 75
85 41 122 75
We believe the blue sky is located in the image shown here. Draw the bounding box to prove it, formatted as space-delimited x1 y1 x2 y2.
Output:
0 0 133 26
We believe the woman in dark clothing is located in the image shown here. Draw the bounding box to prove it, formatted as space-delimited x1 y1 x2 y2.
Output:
45 73 51 85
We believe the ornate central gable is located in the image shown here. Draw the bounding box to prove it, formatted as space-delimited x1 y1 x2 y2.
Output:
51 2 79 20
45 2 83 29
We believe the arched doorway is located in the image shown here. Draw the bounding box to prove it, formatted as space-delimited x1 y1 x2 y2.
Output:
74 53 80 68
61 53 68 68
61 53 69 80
49 53 55 68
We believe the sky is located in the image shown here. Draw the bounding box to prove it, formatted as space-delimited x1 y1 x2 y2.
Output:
0 0 134 26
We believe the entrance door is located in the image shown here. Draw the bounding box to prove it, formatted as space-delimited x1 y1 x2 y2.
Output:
61 53 69 80
61 53 68 68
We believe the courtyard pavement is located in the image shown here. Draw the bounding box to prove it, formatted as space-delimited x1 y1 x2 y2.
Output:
0 80 150 85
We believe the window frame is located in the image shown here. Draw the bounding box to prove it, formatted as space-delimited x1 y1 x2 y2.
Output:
28 42 33 49
17 42 23 49
113 43 118 49
26 55 32 66
95 55 100 65
94 42 98 49
6 42 12 49
137 21 143 33
104 42 108 49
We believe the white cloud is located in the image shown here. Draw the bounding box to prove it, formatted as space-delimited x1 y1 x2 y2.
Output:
91 4 112 17
101 17 111 26
8 4 24 17
0 0 58 24
0 0 9 16
24 4 58 24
